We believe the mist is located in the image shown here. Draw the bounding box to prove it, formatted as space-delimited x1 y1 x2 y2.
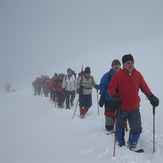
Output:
0 0 163 90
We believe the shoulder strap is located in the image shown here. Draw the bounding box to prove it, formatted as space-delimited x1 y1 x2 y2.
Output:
91 76 93 85
65 75 67 81
80 75 83 85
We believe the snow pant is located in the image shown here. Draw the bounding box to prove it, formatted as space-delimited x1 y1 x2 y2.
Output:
34 88 37 95
65 90 75 108
43 87 50 97
50 90 57 102
37 85 41 95
79 94 92 108
104 100 115 131
57 92 64 107
79 94 92 116
116 108 142 147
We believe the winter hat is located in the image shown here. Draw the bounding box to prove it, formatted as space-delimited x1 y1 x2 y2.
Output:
84 67 91 73
111 59 121 67
122 54 134 64
67 68 72 72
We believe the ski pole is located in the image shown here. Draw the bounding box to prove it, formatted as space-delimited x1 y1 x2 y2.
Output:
72 98 79 119
113 110 118 157
153 106 156 153
97 89 100 116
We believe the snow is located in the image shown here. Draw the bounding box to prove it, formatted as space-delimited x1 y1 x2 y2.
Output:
1 0 163 162
0 78 163 163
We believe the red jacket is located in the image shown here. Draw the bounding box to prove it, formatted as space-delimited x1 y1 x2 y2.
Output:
55 79 63 94
108 68 152 110
50 77 57 91
42 80 50 88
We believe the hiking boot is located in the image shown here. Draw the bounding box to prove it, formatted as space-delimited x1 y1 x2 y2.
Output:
80 115 85 118
105 125 114 132
66 106 70 109
116 126 125 147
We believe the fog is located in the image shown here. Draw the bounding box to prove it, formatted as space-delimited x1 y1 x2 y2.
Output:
0 0 163 90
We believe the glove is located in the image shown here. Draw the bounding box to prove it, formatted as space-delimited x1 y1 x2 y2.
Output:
99 94 105 107
94 85 99 90
147 94 159 107
76 88 81 94
111 94 122 110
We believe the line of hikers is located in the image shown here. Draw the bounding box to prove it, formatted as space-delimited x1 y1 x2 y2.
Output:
32 67 98 112
32 54 159 152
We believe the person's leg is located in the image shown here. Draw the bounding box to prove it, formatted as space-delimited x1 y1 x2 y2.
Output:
116 110 128 146
105 101 115 131
70 90 75 106
79 94 85 117
65 91 70 109
128 108 142 148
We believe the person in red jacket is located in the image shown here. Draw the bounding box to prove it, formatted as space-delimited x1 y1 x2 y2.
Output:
49 73 58 102
55 74 64 108
108 54 159 151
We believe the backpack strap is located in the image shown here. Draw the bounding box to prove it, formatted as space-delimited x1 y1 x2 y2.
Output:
65 75 67 81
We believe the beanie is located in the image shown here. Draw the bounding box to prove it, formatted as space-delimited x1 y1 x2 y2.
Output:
111 59 121 67
84 67 91 73
122 54 134 64
67 68 72 72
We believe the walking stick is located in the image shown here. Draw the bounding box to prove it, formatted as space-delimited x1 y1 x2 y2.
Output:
72 98 79 119
153 106 156 153
97 89 100 116
113 110 117 157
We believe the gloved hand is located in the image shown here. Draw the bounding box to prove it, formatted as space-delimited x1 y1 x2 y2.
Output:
94 85 99 90
76 88 81 94
99 94 105 107
111 94 122 110
147 94 159 107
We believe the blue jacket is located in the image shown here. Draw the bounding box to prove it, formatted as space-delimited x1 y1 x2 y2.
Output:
99 69 114 101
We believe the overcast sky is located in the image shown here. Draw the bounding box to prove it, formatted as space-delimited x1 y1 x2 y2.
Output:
0 0 163 89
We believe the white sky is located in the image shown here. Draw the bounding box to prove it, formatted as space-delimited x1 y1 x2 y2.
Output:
0 0 163 88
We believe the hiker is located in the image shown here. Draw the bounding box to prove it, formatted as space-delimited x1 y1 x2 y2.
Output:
62 68 76 109
55 74 65 108
108 54 159 151
76 67 98 118
41 75 50 97
49 73 58 102
32 79 38 95
4 82 11 93
99 59 121 133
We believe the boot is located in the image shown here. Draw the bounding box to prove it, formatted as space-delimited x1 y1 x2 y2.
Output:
84 107 89 114
80 107 85 118
116 126 125 147
128 132 140 149
105 125 114 132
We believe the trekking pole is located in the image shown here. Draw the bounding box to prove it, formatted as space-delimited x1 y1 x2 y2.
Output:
72 98 79 119
97 89 100 116
153 106 156 153
113 110 117 157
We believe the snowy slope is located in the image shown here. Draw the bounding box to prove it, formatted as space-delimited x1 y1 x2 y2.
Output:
0 87 163 163
1 1 163 162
